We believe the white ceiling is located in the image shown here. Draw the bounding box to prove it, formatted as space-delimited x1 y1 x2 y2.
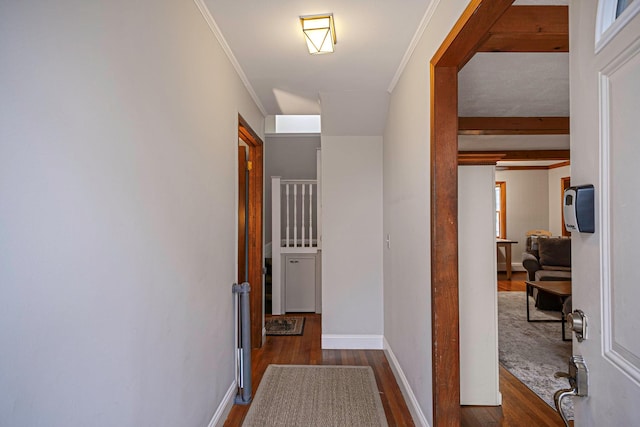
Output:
202 0 570 151
203 0 434 115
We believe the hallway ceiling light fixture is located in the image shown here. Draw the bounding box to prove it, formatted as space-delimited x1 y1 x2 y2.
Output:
300 14 336 54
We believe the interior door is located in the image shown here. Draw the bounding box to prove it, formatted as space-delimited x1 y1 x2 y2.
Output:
569 1 640 424
238 145 248 283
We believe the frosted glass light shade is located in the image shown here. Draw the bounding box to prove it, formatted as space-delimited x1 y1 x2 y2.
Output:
300 14 336 54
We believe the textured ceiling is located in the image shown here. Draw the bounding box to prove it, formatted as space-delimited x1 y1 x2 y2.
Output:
458 53 569 117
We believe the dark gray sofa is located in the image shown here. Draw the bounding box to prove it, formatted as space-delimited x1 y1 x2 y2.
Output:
522 236 571 310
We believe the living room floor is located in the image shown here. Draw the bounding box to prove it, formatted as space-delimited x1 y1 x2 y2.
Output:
480 271 570 427
498 271 528 291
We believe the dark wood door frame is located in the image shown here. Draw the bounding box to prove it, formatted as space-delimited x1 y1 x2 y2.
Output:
238 114 264 349
430 1 514 425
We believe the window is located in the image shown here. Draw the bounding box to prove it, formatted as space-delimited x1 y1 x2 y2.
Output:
495 182 506 239
596 0 640 52
275 115 321 133
617 0 635 17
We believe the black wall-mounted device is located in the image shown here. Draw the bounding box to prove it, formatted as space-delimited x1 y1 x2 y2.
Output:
563 185 595 233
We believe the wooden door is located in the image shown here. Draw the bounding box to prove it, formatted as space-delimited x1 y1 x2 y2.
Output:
238 146 248 283
238 115 264 349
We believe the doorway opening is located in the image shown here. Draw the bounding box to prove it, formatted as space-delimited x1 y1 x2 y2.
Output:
429 0 574 423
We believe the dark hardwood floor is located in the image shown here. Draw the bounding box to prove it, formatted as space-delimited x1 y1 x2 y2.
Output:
497 271 527 292
224 276 567 426
468 270 568 427
223 313 415 426
462 366 566 426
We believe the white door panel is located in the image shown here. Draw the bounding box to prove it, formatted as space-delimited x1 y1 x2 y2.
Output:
569 1 640 425
601 41 640 382
285 255 316 312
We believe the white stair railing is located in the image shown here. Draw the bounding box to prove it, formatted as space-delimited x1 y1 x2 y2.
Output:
271 177 320 315
276 179 318 248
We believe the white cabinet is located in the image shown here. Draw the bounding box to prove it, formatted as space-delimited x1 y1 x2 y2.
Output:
284 254 317 312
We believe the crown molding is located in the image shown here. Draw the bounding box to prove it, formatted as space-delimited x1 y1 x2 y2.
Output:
192 0 267 116
387 0 442 93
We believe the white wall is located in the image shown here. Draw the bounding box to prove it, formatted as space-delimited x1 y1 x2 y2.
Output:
382 0 471 424
264 135 320 244
548 165 571 236
459 166 500 405
495 169 549 267
321 136 384 348
0 2 263 426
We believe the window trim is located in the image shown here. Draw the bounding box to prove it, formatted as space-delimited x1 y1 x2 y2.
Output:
496 181 507 239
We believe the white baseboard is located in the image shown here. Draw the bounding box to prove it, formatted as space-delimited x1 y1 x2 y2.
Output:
383 338 430 427
321 334 383 349
208 381 236 427
497 262 525 272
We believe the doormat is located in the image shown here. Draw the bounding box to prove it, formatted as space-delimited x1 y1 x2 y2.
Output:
265 316 305 336
242 365 388 426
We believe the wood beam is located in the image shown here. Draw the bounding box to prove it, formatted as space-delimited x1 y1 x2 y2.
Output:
458 117 569 135
498 160 570 171
460 150 570 161
430 1 515 425
458 153 506 165
549 160 570 169
431 64 461 427
478 6 568 52
432 0 516 69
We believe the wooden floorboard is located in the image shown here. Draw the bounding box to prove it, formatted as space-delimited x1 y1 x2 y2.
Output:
459 270 568 426
223 313 415 426
225 278 569 426
498 271 527 291
461 366 566 426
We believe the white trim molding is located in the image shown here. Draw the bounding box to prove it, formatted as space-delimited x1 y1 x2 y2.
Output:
497 262 525 272
207 381 237 427
596 0 640 53
192 0 267 116
599 37 640 387
321 334 383 350
387 0 442 93
383 338 430 427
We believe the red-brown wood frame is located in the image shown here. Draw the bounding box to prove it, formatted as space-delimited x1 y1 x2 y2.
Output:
496 181 507 239
430 1 515 425
561 176 571 237
238 114 264 349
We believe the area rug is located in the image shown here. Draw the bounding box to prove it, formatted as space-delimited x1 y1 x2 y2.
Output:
265 316 305 336
498 291 574 419
242 365 388 427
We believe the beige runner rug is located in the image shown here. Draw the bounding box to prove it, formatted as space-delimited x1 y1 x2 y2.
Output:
242 365 388 427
